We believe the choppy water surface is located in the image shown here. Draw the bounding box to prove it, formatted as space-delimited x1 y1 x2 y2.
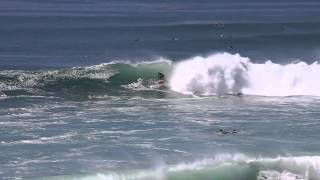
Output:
1 94 320 179
1 0 320 179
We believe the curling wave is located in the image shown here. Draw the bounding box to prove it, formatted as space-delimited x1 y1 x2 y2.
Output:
1 53 320 97
0 60 172 97
38 155 320 180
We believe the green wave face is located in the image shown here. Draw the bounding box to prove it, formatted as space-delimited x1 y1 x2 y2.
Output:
0 60 173 99
37 156 320 180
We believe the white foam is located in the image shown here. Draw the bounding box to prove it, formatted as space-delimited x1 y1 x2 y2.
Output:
84 58 172 69
170 53 249 95
1 132 77 145
36 154 320 180
169 155 320 180
258 170 305 180
243 61 320 96
169 53 320 96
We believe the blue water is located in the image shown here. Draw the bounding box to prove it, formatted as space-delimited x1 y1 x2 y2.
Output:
1 0 320 179
1 0 320 69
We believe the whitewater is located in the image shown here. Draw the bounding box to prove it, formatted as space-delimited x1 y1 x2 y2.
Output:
170 53 320 96
1 0 320 179
1 53 319 98
37 155 320 180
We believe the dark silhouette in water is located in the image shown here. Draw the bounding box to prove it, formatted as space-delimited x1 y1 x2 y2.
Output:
219 129 238 135
172 37 178 41
227 45 234 50
158 72 166 85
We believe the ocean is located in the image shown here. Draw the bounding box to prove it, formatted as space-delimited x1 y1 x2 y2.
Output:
1 0 320 179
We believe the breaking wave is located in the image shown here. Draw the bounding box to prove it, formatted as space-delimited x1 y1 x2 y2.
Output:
170 53 320 96
1 53 320 98
170 53 249 95
37 155 320 180
0 60 172 98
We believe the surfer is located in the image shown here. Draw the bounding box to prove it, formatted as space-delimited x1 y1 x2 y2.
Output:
218 129 238 135
157 72 166 85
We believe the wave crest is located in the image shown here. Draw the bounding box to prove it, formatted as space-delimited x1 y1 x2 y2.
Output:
1 53 320 97
39 155 320 180
0 60 172 97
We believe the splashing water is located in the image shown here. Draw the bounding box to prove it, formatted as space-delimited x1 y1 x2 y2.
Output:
169 53 320 97
170 53 249 95
1 53 320 97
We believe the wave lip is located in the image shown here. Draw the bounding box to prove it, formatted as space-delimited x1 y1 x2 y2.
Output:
0 59 172 98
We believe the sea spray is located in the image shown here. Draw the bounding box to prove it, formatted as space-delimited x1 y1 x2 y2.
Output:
169 53 320 97
243 61 320 96
37 155 320 180
169 53 249 95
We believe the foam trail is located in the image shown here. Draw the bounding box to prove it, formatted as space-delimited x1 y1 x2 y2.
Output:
169 53 320 96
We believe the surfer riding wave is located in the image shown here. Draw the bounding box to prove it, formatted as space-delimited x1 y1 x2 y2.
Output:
157 72 166 85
